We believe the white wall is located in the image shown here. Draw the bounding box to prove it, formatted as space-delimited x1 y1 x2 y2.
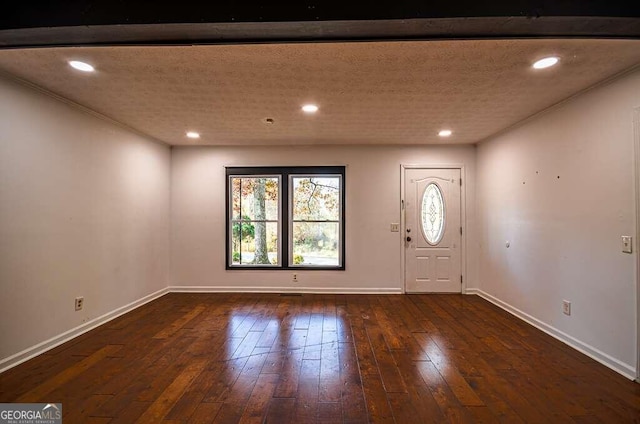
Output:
477 69 640 377
171 145 477 292
0 76 171 364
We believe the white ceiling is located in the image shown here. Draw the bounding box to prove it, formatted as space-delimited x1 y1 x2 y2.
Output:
0 39 639 146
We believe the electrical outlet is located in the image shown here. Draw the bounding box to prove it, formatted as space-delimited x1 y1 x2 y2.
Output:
292 274 298 282
390 223 400 232
75 297 84 311
562 300 571 316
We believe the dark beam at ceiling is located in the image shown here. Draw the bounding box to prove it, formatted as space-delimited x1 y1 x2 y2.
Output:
1 1 639 48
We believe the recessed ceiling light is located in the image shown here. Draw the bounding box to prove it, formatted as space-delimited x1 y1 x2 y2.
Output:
68 60 95 72
302 104 319 113
438 130 452 137
532 57 559 69
186 131 200 139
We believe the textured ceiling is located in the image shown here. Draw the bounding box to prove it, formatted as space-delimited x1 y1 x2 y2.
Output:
0 39 639 146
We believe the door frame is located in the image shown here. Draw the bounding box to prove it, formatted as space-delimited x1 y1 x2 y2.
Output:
400 164 467 294
634 107 640 382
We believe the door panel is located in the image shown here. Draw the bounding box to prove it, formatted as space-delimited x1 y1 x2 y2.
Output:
405 168 461 293
436 256 451 280
417 257 429 280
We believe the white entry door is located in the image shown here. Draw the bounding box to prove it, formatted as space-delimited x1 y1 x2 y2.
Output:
404 168 462 293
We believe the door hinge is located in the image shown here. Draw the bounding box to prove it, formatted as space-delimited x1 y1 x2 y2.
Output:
460 226 462 236
460 178 462 186
460 275 463 284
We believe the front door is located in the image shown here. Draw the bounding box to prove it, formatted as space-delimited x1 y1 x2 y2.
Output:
404 168 462 293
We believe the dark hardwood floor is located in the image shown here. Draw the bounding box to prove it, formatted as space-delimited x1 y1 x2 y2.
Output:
1 293 639 423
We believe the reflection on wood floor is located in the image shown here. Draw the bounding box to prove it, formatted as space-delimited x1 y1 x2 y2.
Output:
1 293 639 423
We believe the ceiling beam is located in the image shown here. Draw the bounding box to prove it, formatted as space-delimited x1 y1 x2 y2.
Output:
1 1 639 48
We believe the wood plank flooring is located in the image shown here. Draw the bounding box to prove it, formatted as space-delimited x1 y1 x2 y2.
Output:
1 293 639 423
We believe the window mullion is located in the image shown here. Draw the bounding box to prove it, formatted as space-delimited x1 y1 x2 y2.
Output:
282 172 289 268
238 179 242 265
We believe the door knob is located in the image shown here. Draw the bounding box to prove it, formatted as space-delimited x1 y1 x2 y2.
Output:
406 236 412 242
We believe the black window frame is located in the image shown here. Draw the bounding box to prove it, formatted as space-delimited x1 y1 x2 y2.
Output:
225 166 346 270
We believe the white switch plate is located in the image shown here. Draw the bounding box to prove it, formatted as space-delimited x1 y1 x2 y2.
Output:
622 236 632 253
390 223 400 232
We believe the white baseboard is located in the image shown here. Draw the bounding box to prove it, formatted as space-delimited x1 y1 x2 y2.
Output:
0 287 169 374
467 288 636 380
169 285 403 295
0 284 397 373
6 286 632 380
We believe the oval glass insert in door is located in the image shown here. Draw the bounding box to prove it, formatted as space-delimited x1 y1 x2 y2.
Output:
421 183 445 245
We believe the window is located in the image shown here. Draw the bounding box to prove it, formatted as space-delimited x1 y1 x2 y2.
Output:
226 167 345 270
421 182 445 245
230 176 280 266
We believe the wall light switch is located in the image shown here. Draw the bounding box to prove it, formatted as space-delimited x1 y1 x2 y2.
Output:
622 236 632 253
390 223 400 232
